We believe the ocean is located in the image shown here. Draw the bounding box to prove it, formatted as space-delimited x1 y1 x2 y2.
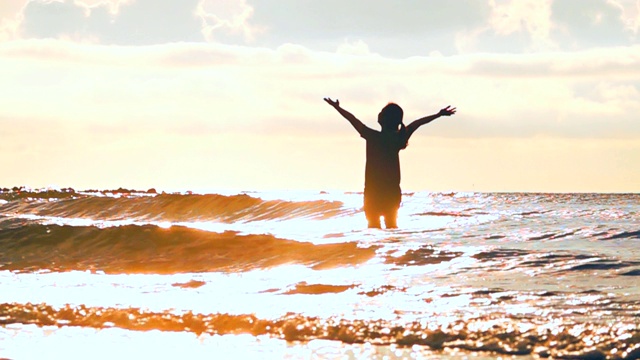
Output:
0 187 638 359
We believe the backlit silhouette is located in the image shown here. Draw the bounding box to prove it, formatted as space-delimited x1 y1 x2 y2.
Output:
324 98 456 229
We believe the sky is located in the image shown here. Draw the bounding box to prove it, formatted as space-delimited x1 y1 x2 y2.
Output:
1 0 639 193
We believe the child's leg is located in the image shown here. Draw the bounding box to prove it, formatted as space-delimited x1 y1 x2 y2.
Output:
366 212 382 228
383 208 398 229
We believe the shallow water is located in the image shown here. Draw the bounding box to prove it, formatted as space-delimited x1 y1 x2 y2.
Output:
0 188 639 359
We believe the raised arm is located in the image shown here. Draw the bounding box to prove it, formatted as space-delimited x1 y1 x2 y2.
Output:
324 97 372 137
405 105 456 138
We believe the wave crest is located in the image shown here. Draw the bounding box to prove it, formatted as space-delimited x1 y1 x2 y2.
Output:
2 302 639 359
0 191 349 223
0 224 377 273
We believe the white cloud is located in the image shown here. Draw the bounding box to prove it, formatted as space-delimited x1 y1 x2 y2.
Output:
487 0 556 51
608 0 640 34
336 39 373 56
454 27 487 54
195 0 261 42
0 39 639 141
72 0 132 16
0 0 131 41
0 0 30 41
3 0 637 58
17 0 205 45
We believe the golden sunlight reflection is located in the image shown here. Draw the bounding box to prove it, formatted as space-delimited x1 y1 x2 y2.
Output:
0 325 490 360
2 191 639 359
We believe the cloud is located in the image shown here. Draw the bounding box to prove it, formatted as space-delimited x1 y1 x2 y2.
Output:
336 39 374 56
457 0 640 54
9 1 637 58
607 0 640 35
1 38 639 142
484 0 556 51
245 0 488 57
195 0 261 42
464 46 640 79
0 0 30 41
19 0 204 44
454 0 557 54
552 0 631 48
72 0 132 16
13 0 261 46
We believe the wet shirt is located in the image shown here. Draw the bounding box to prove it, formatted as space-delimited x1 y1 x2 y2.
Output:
360 128 407 195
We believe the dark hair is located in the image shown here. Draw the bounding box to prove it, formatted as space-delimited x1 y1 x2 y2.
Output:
380 103 408 149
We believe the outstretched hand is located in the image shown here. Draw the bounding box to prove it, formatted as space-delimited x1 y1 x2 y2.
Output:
324 97 340 108
438 106 457 116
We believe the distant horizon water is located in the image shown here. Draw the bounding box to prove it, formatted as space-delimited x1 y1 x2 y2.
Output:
2 184 639 195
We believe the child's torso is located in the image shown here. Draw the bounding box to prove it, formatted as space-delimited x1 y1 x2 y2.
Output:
364 131 405 191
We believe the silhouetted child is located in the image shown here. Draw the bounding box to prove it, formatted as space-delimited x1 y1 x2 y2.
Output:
324 97 456 229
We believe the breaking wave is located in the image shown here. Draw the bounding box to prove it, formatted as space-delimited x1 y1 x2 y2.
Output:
0 224 377 274
0 188 350 223
2 302 639 359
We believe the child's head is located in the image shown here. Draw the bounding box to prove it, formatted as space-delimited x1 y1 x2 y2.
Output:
378 103 404 131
